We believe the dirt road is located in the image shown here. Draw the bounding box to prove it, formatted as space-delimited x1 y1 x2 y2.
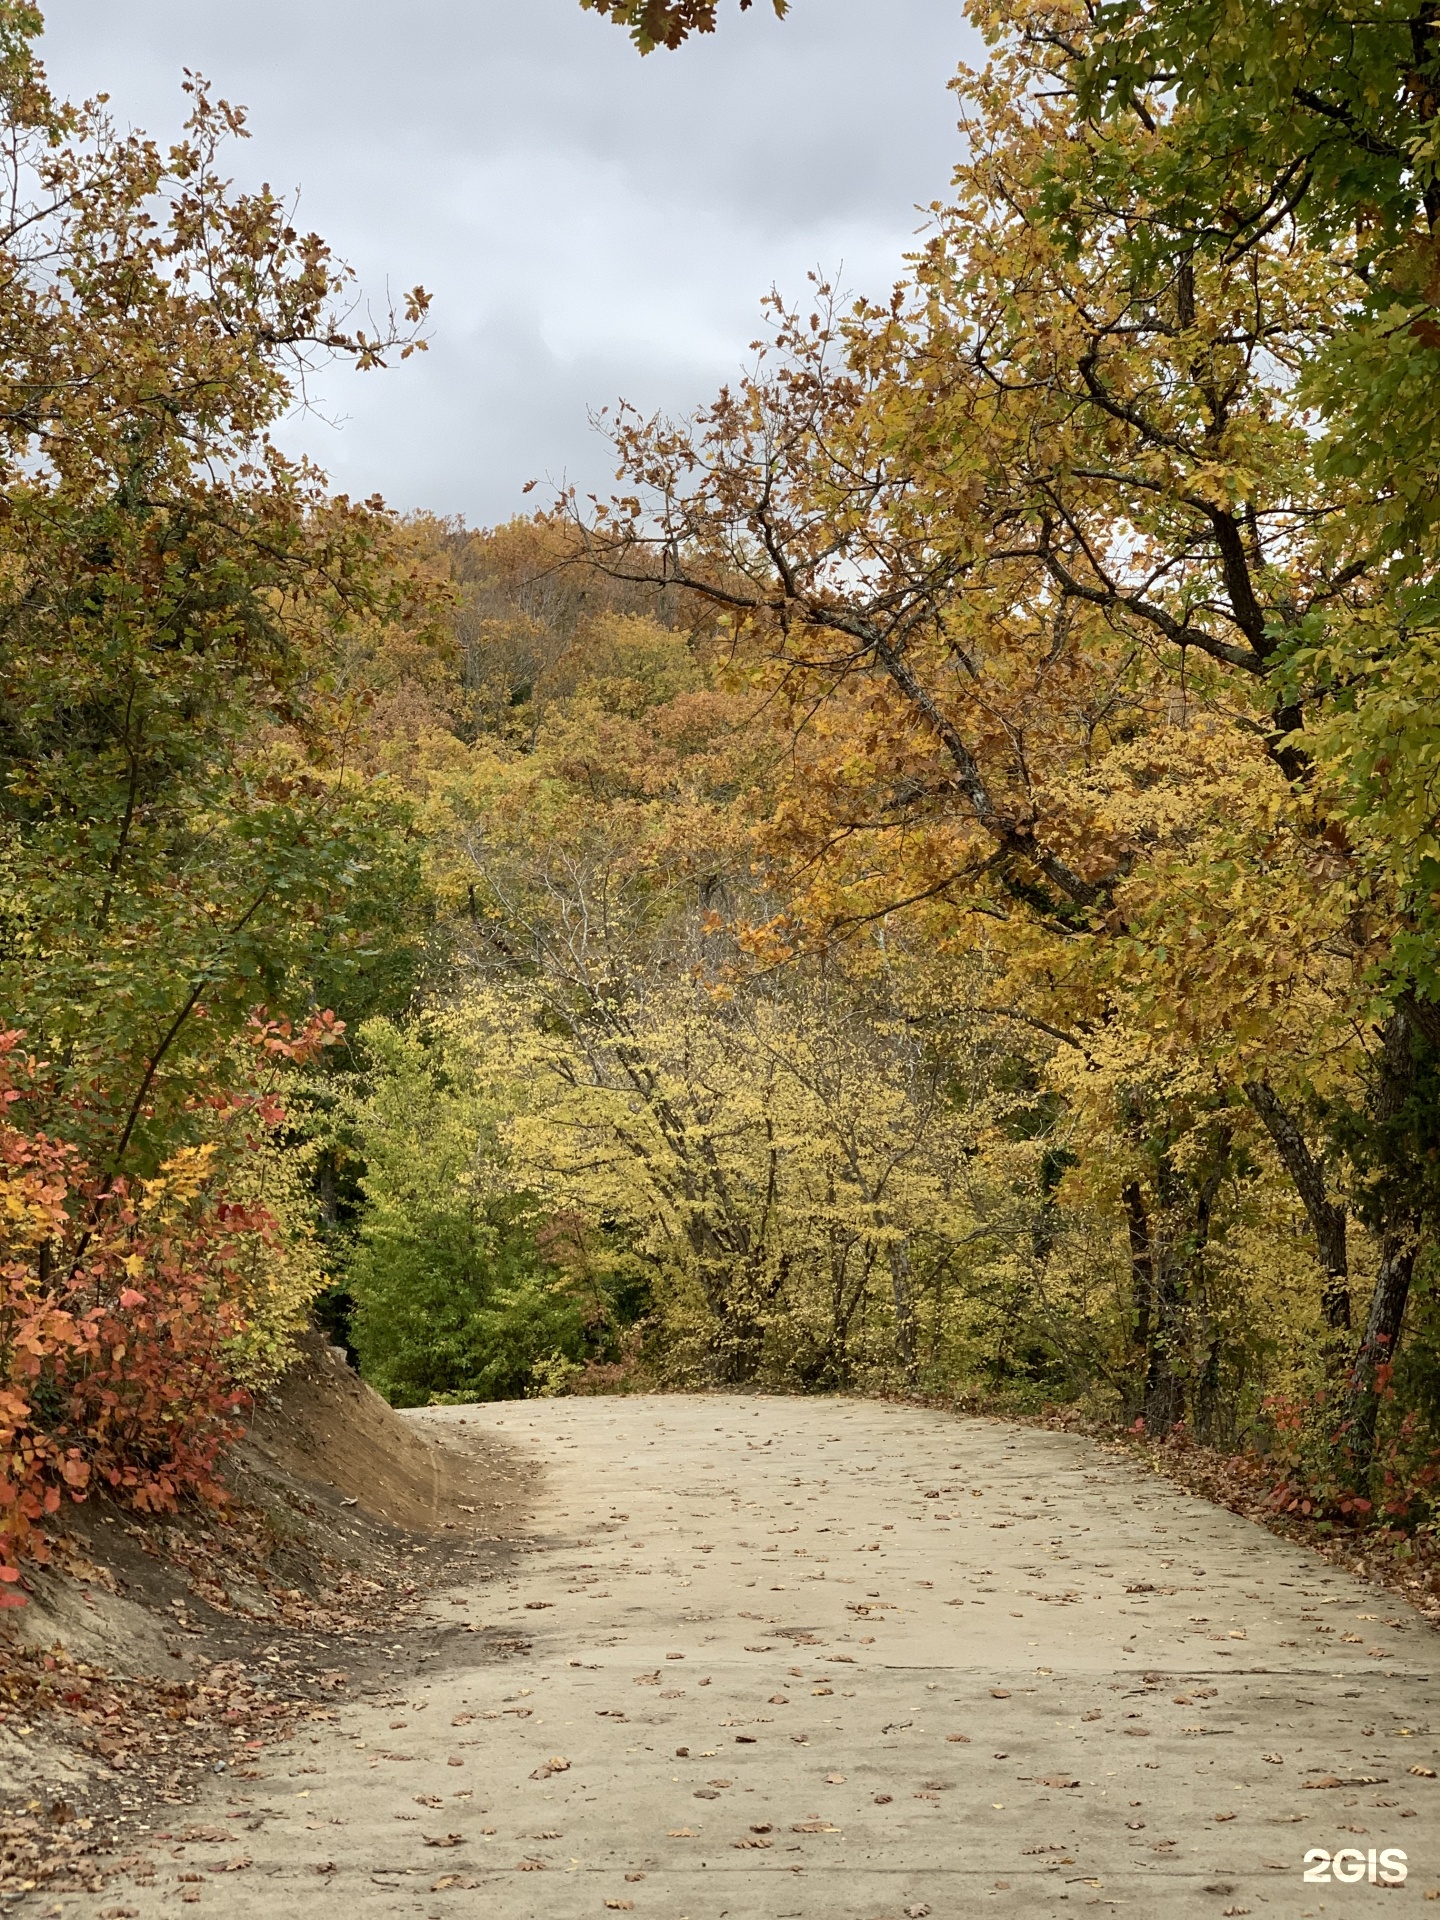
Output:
103 1396 1438 1917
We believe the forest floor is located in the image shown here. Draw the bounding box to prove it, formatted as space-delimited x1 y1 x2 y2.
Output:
47 1393 1440 1920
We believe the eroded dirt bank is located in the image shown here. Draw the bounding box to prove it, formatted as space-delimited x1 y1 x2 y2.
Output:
0 1333 532 1904
73 1393 1440 1919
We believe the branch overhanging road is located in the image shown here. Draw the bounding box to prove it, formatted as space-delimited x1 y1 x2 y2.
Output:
111 1397 1438 1916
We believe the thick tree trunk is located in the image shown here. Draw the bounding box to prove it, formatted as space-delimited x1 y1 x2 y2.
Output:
1342 1010 1419 1478
1345 1232 1416 1471
1244 1080 1350 1329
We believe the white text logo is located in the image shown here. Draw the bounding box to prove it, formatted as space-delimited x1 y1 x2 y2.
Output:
1303 1847 1407 1885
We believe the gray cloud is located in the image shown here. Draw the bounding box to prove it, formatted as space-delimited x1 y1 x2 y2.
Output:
39 0 975 523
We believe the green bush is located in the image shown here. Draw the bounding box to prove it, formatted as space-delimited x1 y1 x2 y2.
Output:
346 1017 588 1405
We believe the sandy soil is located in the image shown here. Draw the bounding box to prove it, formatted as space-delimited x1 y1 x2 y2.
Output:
84 1394 1439 1919
0 1332 529 1865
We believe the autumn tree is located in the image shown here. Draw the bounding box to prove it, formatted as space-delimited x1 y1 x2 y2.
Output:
573 0 1440 1482
0 4 439 1567
566 24 1429 1457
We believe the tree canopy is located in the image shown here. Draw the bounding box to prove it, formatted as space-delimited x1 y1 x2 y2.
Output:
5 0 1440 1593
579 0 786 53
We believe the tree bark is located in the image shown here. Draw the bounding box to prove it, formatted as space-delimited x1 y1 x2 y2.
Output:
1343 1010 1419 1477
1345 1232 1416 1470
1244 1079 1350 1329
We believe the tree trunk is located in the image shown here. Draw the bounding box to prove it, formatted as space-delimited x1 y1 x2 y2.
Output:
1345 1232 1416 1472
1121 1179 1184 1432
1142 1261 1186 1437
711 1321 766 1384
1122 1181 1154 1416
1343 1009 1419 1478
1244 1080 1350 1329
1127 1180 1187 1434
886 1241 920 1387
1187 1135 1232 1443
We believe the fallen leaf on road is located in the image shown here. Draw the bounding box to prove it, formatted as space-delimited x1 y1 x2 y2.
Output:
1409 1765 1437 1778
414 1794 443 1808
666 1828 695 1837
1261 1753 1283 1764
516 1858 546 1871
604 1903 634 1911
530 1756 570 1779
946 1734 970 1743
733 1836 772 1848
825 1773 846 1784
446 1756 465 1767
431 1876 481 1891
792 1821 839 1833
206 1857 251 1873
1036 1776 1080 1789
423 1833 465 1847
524 1602 553 1610
1304 1775 1388 1789
990 1688 1011 1699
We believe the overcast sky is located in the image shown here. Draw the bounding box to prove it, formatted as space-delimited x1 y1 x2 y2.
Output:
41 1 975 527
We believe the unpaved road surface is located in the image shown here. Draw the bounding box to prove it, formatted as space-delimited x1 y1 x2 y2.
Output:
104 1397 1438 1917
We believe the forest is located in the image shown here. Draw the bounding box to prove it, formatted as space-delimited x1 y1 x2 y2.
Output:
4 0 1440 1599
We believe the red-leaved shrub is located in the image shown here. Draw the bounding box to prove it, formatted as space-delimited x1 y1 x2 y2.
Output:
0 1026 333 1603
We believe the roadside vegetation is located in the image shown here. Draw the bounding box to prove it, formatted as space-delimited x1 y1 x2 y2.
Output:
6 0 1440 1603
